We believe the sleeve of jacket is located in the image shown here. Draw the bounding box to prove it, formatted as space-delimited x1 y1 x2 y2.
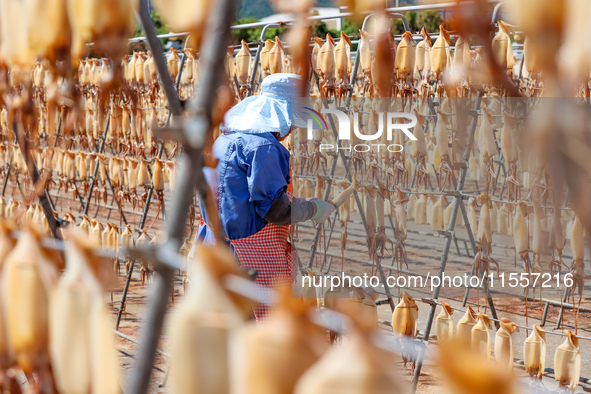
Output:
264 193 315 225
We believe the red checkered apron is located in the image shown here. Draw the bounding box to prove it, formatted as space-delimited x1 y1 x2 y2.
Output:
230 223 296 320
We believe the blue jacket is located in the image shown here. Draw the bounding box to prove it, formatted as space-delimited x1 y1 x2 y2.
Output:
197 131 290 244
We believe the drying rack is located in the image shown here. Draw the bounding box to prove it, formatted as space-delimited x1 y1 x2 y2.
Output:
3 0 590 392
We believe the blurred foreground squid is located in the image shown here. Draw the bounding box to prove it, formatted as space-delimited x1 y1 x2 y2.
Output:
437 338 517 394
294 306 405 394
152 0 212 49
284 12 313 94
68 0 139 96
169 244 253 394
474 193 500 281
491 21 514 79
0 222 17 391
1 225 60 392
50 231 120 394
0 0 35 79
235 40 252 99
236 286 327 394
372 15 395 97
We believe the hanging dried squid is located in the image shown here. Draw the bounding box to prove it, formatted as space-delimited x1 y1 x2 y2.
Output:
334 31 351 99
494 318 519 370
471 313 492 360
373 183 393 261
415 27 432 82
260 39 275 78
436 302 454 343
392 188 409 272
363 185 379 265
456 306 477 346
431 25 452 90
474 193 500 278
411 108 429 189
395 31 415 92
500 111 521 201
391 292 418 368
513 201 530 274
479 107 498 193
554 330 581 392
358 29 372 95
524 325 546 380
569 215 585 301
269 37 285 75
435 109 454 189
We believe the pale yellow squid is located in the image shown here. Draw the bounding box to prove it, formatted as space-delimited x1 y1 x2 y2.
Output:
334 31 351 102
434 109 454 190
358 29 372 96
431 25 452 96
392 187 409 272
235 39 252 99
317 34 336 98
479 106 498 193
474 193 500 279
395 31 416 97
500 110 521 201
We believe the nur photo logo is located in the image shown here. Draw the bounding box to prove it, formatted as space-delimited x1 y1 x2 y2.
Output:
304 107 418 153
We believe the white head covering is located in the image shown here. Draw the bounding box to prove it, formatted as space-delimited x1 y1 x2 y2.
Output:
221 73 320 137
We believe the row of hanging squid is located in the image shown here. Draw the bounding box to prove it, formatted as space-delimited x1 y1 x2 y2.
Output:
392 294 582 392
222 18 588 102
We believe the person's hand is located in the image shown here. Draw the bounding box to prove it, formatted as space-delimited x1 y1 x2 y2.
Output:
311 200 336 222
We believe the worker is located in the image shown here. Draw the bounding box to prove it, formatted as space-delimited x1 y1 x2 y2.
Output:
196 73 335 319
